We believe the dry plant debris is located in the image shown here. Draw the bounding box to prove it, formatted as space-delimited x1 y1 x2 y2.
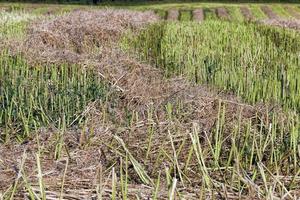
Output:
19 9 159 64
285 6 300 19
260 18 300 31
216 7 231 20
192 9 204 21
261 5 279 19
240 6 254 21
167 9 179 21
0 8 298 200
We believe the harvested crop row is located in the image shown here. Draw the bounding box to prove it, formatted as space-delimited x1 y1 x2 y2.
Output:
167 9 179 21
1 46 291 199
216 7 230 20
130 22 300 111
17 9 158 65
192 8 204 21
240 6 254 21
1 83 283 199
2 9 287 200
261 5 278 19
2 7 300 200
285 6 300 19
260 18 300 31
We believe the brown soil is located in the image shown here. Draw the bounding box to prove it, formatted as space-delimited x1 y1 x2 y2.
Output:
167 9 179 21
216 7 230 20
285 6 300 19
261 5 278 19
240 6 254 21
192 9 204 21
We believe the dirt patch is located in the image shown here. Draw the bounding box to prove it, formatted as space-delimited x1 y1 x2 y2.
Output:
285 6 300 19
216 7 230 20
167 9 179 21
261 5 278 19
192 9 204 21
259 18 300 31
240 6 254 21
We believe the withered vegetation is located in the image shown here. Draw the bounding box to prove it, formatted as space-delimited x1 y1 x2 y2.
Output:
259 18 300 31
1 8 299 199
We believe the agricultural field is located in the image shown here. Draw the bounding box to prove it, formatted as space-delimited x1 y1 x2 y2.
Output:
0 1 300 199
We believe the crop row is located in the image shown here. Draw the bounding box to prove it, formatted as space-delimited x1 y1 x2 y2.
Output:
122 21 300 182
154 5 300 22
124 21 300 112
0 10 37 39
0 52 108 142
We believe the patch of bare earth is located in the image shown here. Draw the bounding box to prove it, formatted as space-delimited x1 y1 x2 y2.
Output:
240 6 254 21
0 9 293 199
192 9 204 22
261 5 279 19
216 7 231 20
285 6 300 19
167 9 179 21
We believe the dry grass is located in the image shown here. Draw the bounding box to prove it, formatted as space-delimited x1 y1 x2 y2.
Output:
192 9 204 22
240 6 254 21
285 6 300 19
260 18 300 31
261 5 279 19
216 7 231 20
17 9 159 65
0 8 298 200
167 9 179 21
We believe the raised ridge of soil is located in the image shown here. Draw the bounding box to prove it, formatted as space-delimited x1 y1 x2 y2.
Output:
193 8 204 21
